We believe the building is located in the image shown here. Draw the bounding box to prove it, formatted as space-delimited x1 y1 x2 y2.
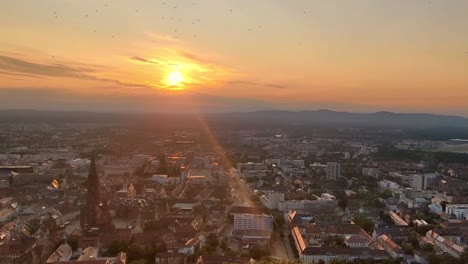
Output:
231 207 273 245
326 162 341 180
445 204 468 219
260 192 284 209
103 164 132 177
155 252 183 264
46 243 72 263
408 173 438 191
378 180 400 190
178 236 206 255
426 230 465 258
151 174 169 185
11 172 55 185
196 255 247 264
291 227 387 263
80 154 114 233
233 213 273 231
362 168 379 177
388 211 408 226
378 234 404 259
278 199 337 212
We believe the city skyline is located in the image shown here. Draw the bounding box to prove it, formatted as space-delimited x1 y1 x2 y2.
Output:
1 0 468 116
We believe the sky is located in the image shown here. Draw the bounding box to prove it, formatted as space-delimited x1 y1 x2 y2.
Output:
1 0 468 115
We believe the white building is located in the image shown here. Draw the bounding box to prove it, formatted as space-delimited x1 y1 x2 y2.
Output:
260 193 285 209
151 174 168 185
326 162 341 180
233 214 273 231
379 180 400 190
362 168 380 177
445 204 468 219
278 199 337 212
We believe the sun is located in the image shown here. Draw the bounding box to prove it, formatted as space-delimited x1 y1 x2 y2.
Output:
166 70 184 87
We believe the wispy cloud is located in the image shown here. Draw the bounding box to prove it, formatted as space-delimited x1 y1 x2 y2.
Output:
146 32 181 43
264 84 286 89
0 55 95 78
130 56 160 65
228 80 286 89
0 54 154 89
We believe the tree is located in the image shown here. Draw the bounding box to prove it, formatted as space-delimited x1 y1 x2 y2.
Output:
325 236 346 247
129 260 148 264
249 246 270 260
421 243 434 252
127 243 145 262
381 189 393 199
107 240 128 256
408 231 420 249
220 238 228 251
273 213 285 230
402 243 414 254
353 214 374 234
338 198 348 210
207 234 219 249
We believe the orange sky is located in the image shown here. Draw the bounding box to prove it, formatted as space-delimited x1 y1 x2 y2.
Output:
1 0 468 115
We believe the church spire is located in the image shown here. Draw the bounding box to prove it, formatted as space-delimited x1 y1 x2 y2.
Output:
86 152 100 208
81 152 100 229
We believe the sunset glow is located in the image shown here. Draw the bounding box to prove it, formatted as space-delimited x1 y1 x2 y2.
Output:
0 0 467 114
166 70 184 88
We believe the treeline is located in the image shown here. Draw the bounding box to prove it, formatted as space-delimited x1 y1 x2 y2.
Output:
374 145 468 165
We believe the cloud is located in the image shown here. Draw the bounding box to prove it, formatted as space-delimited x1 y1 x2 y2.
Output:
178 50 223 67
264 84 286 89
130 56 160 65
0 55 95 78
146 32 181 43
228 80 286 89
0 54 154 89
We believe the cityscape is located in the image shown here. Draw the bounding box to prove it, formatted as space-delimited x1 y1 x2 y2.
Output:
0 114 467 264
1 1 468 264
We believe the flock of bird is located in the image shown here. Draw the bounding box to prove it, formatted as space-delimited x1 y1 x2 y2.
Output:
49 1 468 53
49 1 306 43
51 1 215 40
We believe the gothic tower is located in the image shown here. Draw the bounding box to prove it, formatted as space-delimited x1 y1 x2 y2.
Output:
81 154 99 229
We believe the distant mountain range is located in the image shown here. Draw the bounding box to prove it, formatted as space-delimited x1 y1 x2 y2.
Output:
1 109 468 128
216 110 468 128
